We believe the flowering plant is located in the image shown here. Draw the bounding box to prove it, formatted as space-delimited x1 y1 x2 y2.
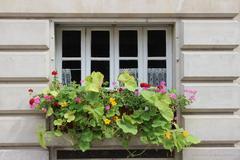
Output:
29 71 199 152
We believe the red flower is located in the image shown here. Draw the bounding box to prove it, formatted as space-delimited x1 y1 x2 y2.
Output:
51 70 58 76
28 88 33 93
29 98 35 105
140 83 151 88
53 102 59 107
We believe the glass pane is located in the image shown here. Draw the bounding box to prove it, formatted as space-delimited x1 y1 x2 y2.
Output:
120 60 138 79
91 31 109 57
91 61 110 84
62 61 81 84
148 60 166 86
148 30 166 57
119 30 138 57
62 31 81 57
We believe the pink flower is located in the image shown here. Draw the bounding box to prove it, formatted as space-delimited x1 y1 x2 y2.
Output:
80 80 85 85
160 81 166 86
159 88 167 94
29 96 41 109
75 97 81 103
111 82 117 87
105 105 111 111
134 89 140 96
184 88 197 102
43 95 54 102
42 108 47 113
169 93 177 100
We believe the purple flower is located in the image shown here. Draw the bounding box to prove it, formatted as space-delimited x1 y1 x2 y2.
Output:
184 88 197 102
105 105 111 111
111 81 117 87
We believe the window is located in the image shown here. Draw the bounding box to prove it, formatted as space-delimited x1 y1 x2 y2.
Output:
56 26 172 87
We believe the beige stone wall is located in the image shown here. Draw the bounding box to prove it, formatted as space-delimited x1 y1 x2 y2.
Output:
0 0 239 160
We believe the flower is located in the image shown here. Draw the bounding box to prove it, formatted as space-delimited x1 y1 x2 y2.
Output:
41 108 47 113
28 88 33 93
109 97 117 106
140 83 151 88
113 116 119 121
104 118 111 125
105 105 111 111
44 95 54 102
52 70 58 76
53 102 59 107
80 80 85 85
184 88 197 102
59 101 68 107
75 97 81 103
182 130 189 138
164 131 172 140
29 96 41 109
111 81 117 87
169 93 177 100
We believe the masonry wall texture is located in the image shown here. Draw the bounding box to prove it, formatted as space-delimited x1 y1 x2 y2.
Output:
0 0 239 160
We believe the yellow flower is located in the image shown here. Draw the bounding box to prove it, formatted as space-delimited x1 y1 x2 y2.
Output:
104 118 111 125
164 131 172 140
109 97 117 106
59 101 68 108
113 116 119 122
182 130 189 138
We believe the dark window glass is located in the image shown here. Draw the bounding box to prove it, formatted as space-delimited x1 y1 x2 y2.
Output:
119 30 138 57
148 60 166 86
62 61 81 83
148 30 166 57
62 31 81 57
91 61 109 83
91 31 109 57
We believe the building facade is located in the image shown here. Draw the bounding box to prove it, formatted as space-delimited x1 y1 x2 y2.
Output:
0 0 240 160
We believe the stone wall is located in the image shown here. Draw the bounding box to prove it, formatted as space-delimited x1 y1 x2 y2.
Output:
0 0 239 160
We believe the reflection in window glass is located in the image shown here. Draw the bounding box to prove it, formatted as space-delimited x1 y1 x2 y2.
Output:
62 61 81 84
148 60 166 86
119 30 138 57
148 30 166 57
62 31 81 57
91 31 110 57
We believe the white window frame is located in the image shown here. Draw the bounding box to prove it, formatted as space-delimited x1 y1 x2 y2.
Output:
56 25 172 88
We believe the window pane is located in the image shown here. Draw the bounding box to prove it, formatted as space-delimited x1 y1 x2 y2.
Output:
119 30 138 57
148 30 166 57
91 31 109 57
62 61 81 84
120 60 138 79
91 61 110 84
148 60 166 86
62 31 81 57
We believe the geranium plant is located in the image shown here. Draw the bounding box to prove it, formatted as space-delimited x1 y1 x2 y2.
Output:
29 70 200 152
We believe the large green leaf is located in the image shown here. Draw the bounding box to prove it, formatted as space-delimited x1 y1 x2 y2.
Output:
141 90 173 122
64 111 76 123
37 129 47 149
186 135 201 144
83 104 104 123
118 71 137 91
46 107 53 117
84 72 104 92
53 119 63 126
116 120 138 135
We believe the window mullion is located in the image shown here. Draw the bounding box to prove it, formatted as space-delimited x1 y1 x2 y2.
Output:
85 28 91 77
114 27 120 85
141 27 148 84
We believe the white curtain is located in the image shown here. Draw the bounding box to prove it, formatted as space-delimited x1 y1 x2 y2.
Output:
62 69 72 84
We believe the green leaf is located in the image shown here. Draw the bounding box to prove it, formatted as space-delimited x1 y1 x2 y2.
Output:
53 119 63 126
79 141 90 152
64 111 76 123
37 129 47 149
80 130 93 142
84 72 104 92
186 135 201 144
141 90 173 122
46 107 53 117
41 87 50 95
116 120 138 135
83 104 104 123
50 90 58 97
54 130 63 137
118 71 137 91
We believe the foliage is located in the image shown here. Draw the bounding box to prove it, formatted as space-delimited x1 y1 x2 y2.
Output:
29 71 200 152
